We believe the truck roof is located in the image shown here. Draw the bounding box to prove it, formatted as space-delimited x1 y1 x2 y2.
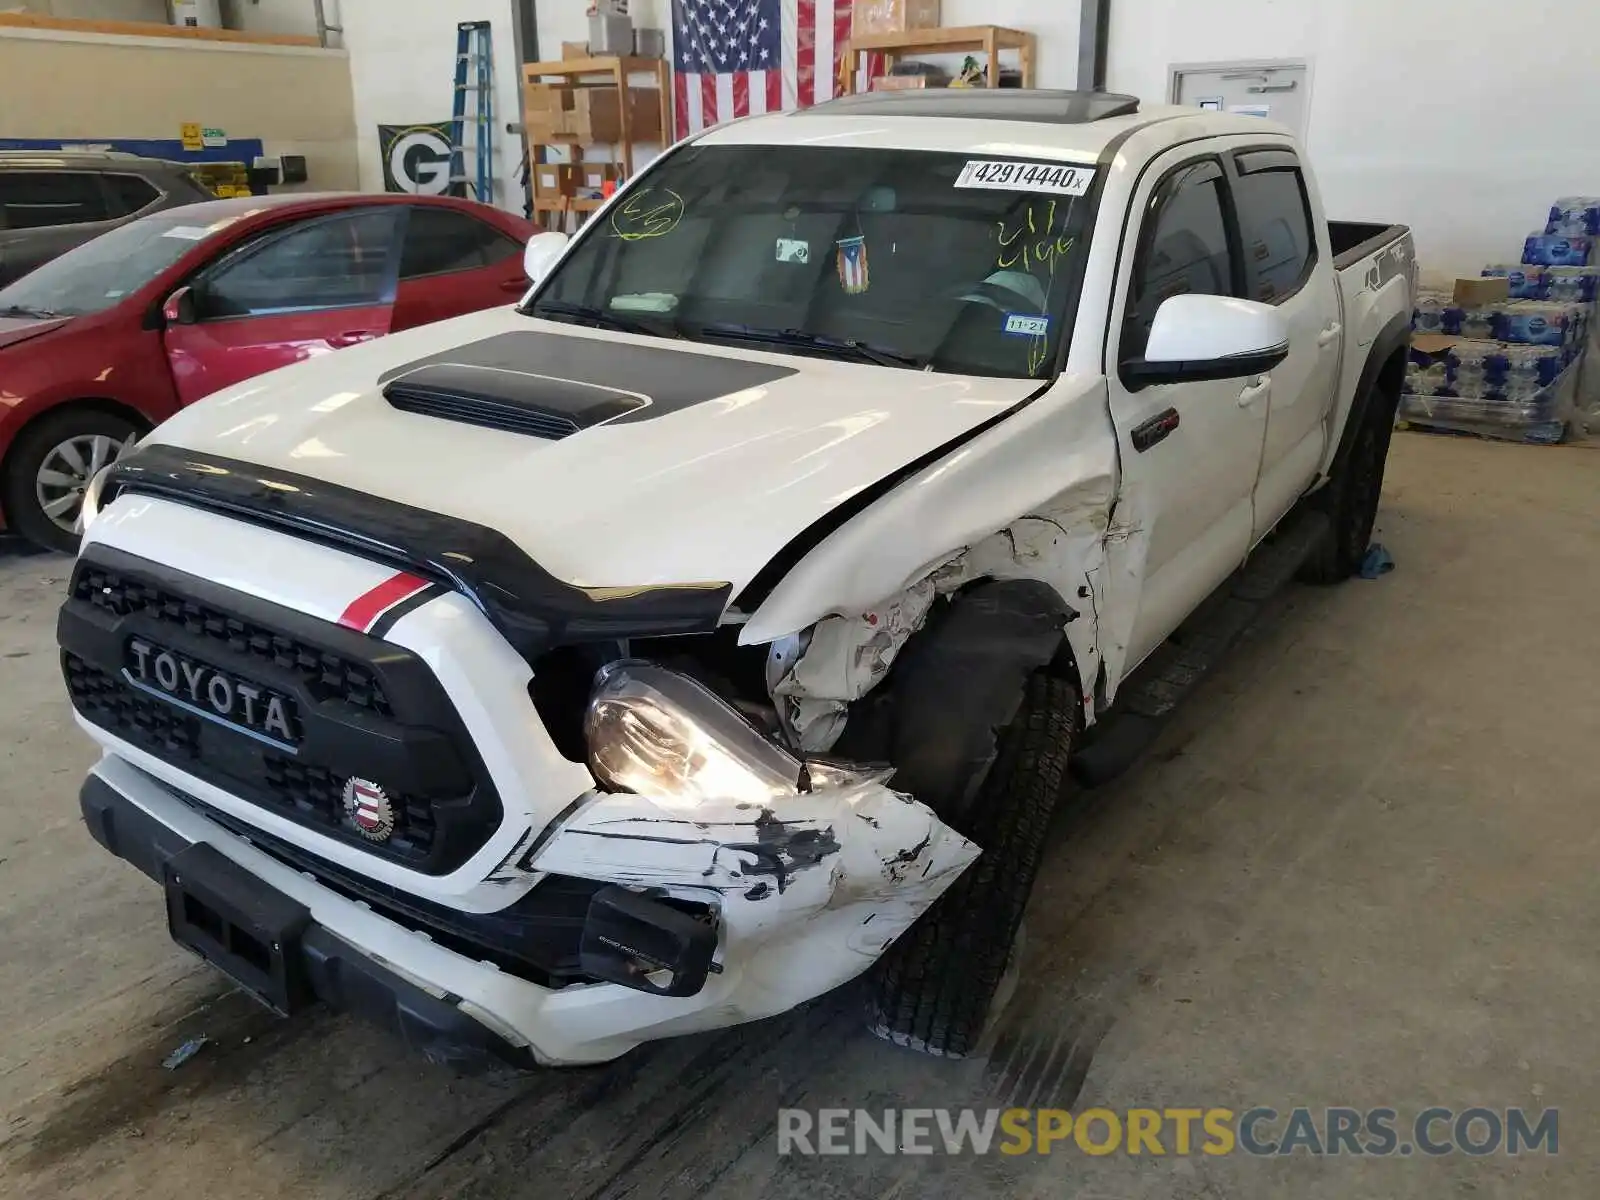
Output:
698 90 1291 162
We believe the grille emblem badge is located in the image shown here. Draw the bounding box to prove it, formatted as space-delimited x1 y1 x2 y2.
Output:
342 778 396 843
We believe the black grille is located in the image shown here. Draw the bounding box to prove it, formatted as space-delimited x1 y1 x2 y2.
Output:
62 655 441 855
263 756 436 857
61 547 503 875
64 653 200 760
73 565 392 718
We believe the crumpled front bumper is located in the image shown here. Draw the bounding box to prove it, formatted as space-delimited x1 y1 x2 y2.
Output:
83 749 978 1066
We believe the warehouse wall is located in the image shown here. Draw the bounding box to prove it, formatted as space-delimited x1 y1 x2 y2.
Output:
226 0 325 38
339 0 521 208
14 1 168 19
1105 0 1597 277
0 25 357 188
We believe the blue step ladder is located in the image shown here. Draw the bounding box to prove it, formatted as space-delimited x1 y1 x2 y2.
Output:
450 21 494 202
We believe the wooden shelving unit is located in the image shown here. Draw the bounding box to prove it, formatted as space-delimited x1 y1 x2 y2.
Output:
837 25 1037 93
523 55 671 230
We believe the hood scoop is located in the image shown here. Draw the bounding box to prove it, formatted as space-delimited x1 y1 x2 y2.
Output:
378 330 801 440
383 362 648 440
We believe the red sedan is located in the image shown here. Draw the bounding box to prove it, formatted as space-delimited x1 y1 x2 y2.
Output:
0 192 533 550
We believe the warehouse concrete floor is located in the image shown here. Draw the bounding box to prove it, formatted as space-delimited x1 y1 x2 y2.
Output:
2 431 1597 1199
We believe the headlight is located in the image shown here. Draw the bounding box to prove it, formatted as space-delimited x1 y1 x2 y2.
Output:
585 660 805 808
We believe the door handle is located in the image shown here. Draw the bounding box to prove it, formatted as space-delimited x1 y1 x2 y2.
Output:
500 278 529 293
328 330 379 348
1317 322 1342 348
1238 377 1271 407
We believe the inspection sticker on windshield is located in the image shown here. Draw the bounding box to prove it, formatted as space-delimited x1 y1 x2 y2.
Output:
955 160 1095 196
1004 313 1050 337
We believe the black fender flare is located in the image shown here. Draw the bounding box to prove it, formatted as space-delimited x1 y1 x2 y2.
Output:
883 578 1080 824
1327 312 1411 481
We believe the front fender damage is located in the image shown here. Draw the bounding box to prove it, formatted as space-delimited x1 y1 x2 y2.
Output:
528 780 978 1019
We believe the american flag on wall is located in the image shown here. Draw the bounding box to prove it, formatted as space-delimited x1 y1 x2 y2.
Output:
671 0 879 139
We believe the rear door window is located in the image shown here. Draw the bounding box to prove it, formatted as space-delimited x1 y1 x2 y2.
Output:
1230 151 1317 303
105 174 163 217
0 171 111 229
400 207 521 278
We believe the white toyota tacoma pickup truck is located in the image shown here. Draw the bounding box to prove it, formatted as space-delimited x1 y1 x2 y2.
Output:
60 91 1415 1068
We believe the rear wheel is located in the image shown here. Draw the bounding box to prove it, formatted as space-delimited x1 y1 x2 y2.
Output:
1300 381 1396 584
868 671 1078 1057
1 408 139 553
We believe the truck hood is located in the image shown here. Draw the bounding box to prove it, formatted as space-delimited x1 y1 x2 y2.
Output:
0 314 72 351
145 310 1043 596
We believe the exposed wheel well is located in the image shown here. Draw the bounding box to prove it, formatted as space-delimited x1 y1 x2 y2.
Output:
1376 344 1408 407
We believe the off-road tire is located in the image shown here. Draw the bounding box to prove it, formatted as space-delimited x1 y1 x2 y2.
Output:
1 407 138 554
868 672 1078 1058
1299 382 1397 584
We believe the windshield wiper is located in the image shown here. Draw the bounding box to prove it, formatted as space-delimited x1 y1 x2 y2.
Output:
530 300 676 339
693 323 928 370
0 303 65 319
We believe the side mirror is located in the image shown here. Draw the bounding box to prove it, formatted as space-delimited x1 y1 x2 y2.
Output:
523 230 569 286
162 286 197 326
1123 293 1290 388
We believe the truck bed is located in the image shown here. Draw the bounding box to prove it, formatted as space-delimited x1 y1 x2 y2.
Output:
1330 220 1412 271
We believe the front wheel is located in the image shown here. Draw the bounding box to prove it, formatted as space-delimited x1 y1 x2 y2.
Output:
1 408 140 553
868 672 1079 1058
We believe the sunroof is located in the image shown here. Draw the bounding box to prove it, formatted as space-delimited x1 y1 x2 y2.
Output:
810 89 1142 124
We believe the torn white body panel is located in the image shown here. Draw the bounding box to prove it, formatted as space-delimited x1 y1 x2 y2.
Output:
748 373 1124 726
765 577 941 751
530 780 980 1024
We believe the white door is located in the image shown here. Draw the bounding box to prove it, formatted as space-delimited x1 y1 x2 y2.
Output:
1106 150 1269 671
1227 147 1342 538
1171 62 1310 140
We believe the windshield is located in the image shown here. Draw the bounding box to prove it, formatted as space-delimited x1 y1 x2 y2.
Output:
0 208 240 318
525 145 1096 379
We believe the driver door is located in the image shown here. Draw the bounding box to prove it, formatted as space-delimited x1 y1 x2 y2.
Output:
164 207 403 405
1106 150 1269 671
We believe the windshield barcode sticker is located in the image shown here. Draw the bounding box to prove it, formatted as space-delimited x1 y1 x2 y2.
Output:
955 160 1095 196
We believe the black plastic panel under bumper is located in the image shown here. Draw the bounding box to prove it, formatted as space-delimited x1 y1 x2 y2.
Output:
80 773 534 1071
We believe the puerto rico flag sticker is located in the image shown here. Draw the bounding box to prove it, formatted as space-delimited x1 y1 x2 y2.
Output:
837 236 870 295
338 571 447 637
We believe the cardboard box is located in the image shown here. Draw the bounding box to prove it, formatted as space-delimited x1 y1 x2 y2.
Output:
524 83 573 142
525 84 662 143
852 0 941 36
533 163 578 199
1452 276 1509 308
871 74 932 90
561 41 588 60
579 161 619 193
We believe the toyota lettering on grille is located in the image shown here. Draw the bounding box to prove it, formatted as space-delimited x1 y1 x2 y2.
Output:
124 638 299 747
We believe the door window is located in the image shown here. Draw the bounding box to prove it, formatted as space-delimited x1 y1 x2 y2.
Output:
399 207 521 279
0 171 111 230
199 209 402 319
105 174 163 218
1123 160 1238 360
1230 152 1316 304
